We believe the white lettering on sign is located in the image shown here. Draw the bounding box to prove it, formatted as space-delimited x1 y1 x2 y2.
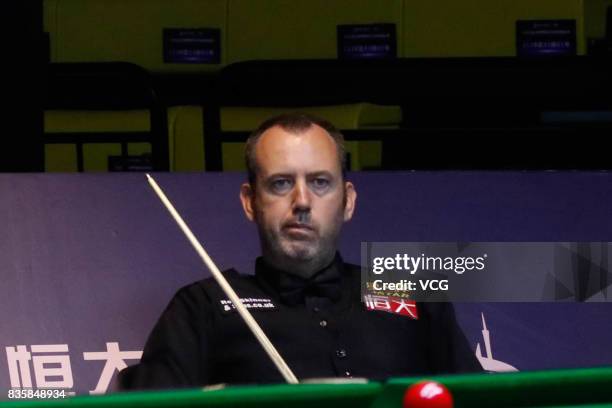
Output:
6 344 73 390
5 342 143 395
83 342 142 395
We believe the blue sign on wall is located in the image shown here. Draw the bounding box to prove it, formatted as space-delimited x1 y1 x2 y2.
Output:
163 28 221 64
516 20 576 56
337 23 397 60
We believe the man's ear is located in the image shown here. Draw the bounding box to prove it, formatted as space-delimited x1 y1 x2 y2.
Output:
343 181 357 222
240 182 256 222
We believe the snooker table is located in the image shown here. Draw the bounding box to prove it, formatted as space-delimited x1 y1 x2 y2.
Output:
1 367 612 408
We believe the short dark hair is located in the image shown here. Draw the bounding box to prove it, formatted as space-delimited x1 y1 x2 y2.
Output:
245 112 347 186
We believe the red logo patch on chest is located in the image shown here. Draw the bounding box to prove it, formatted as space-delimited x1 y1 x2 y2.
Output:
364 295 418 319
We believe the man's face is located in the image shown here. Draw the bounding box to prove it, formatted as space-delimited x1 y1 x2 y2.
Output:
240 124 356 277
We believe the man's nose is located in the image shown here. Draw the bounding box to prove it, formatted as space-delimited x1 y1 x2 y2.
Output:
292 180 311 211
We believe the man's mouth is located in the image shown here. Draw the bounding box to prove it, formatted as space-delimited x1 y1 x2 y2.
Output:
283 223 315 236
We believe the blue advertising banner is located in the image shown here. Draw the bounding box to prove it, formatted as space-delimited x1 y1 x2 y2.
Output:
1 172 611 396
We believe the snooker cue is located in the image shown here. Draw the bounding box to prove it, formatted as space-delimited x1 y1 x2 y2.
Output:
145 174 299 384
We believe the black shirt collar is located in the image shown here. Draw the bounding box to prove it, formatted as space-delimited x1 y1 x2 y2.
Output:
255 254 344 306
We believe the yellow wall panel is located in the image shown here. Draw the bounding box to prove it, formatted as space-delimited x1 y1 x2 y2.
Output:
52 0 227 72
228 0 403 62
169 106 205 171
46 0 598 67
83 143 121 172
44 0 59 61
222 143 246 171
402 0 585 57
45 144 77 172
127 143 151 156
584 0 612 40
45 110 150 132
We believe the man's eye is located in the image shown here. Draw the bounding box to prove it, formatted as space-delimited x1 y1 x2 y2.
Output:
311 178 330 189
270 179 292 192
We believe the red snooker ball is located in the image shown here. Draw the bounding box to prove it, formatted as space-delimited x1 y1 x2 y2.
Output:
402 380 454 408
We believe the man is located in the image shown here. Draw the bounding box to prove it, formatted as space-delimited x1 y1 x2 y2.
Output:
120 113 481 389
